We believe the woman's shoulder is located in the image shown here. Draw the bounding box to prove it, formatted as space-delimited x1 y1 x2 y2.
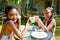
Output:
3 20 15 30
52 19 55 22
52 19 56 25
6 20 14 23
4 20 14 26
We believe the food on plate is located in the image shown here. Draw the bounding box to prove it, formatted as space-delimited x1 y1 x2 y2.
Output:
35 27 40 31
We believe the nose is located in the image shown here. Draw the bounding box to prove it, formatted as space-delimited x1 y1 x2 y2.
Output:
13 15 17 19
44 14 47 17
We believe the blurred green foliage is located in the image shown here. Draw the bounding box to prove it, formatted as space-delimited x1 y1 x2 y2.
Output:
21 15 60 26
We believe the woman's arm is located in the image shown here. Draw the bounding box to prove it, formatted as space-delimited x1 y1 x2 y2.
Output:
17 18 20 29
7 20 27 39
17 21 20 29
21 19 32 36
36 18 56 32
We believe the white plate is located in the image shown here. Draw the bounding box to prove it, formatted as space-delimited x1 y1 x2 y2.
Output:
31 31 48 39
14 32 30 39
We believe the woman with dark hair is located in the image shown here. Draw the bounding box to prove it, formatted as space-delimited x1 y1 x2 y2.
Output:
0 6 29 40
35 7 56 40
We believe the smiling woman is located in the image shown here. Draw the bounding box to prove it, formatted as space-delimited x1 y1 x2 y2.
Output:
35 7 56 40
0 6 29 40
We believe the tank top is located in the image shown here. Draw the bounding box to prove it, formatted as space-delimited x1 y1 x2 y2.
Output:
1 26 13 40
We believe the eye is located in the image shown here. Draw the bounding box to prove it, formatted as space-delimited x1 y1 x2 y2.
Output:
16 14 17 16
45 12 49 14
10 14 14 16
47 12 49 14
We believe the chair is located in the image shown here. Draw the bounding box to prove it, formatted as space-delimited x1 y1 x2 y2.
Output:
51 23 56 40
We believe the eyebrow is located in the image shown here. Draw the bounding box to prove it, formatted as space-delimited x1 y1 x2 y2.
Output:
44 11 49 14
45 9 47 11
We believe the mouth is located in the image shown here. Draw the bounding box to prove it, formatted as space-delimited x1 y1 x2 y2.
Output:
12 19 17 22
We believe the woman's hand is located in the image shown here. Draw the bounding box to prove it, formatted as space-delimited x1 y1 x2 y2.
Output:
35 17 40 23
17 14 21 29
17 14 21 23
25 18 32 30
26 19 32 25
26 18 33 28
17 14 21 20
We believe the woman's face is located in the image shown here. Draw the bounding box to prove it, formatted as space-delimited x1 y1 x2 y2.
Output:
7 8 19 22
44 9 52 19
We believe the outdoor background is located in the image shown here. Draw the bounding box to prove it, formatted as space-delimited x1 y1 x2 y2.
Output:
0 0 60 40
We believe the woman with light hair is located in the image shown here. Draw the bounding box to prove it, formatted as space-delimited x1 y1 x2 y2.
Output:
35 7 56 40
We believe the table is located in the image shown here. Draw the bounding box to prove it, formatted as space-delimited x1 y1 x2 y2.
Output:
14 25 48 40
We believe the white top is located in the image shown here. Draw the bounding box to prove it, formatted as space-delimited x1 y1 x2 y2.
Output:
1 32 13 40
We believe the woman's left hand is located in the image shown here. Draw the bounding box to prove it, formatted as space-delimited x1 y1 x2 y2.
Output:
27 19 32 25
35 17 40 23
17 14 21 23
17 14 21 20
17 14 21 29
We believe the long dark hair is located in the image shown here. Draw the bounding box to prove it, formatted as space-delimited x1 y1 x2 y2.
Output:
3 6 18 24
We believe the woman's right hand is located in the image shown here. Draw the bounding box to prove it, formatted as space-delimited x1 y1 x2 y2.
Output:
17 14 21 20
27 17 33 24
